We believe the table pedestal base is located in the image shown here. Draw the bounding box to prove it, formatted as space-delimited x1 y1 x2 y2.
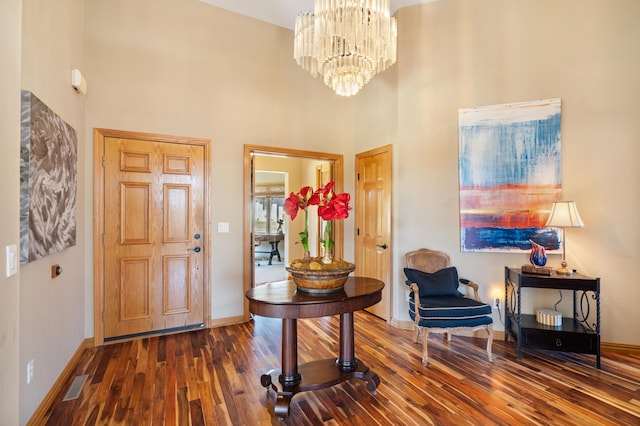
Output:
246 278 385 420
260 358 380 419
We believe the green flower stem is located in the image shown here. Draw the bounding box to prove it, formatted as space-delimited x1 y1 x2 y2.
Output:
323 220 333 257
299 209 310 259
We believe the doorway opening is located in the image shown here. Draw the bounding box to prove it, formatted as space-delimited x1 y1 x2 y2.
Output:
243 145 344 321
253 170 287 285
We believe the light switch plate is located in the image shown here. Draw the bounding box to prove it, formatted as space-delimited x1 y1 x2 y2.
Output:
6 245 18 277
217 222 230 233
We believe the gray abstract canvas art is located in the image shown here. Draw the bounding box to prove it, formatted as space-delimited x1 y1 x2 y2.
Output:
20 91 77 263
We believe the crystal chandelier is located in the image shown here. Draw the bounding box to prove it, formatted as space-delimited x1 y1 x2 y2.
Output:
294 0 397 97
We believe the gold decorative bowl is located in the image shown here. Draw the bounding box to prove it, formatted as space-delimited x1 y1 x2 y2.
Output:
286 259 355 293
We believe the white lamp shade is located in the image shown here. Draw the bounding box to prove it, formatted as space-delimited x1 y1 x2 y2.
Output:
545 201 585 228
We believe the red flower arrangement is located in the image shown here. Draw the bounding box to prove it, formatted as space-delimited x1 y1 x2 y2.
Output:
284 181 351 263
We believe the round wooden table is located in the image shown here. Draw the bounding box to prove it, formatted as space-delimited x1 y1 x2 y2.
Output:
245 276 384 419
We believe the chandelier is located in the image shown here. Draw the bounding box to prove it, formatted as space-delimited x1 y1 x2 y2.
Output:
294 0 397 97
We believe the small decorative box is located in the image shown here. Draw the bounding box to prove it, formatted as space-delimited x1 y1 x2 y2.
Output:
536 309 562 326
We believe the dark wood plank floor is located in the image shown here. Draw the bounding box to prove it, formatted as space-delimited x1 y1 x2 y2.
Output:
39 311 640 425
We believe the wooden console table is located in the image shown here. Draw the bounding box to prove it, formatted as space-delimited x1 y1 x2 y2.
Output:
245 277 384 419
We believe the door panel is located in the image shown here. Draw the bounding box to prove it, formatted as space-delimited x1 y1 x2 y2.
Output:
356 146 392 320
163 255 191 314
120 183 150 243
164 184 190 241
120 257 150 320
103 137 204 339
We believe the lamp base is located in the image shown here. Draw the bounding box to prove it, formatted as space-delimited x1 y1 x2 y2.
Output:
555 260 574 275
555 267 574 276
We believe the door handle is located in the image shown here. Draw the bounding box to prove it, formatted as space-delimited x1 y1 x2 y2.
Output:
376 243 388 250
189 246 201 253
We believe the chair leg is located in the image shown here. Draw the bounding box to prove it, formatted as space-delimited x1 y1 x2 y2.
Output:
421 329 429 366
486 325 494 362
413 324 420 343
446 331 452 342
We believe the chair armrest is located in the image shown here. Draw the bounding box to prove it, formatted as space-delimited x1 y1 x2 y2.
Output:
409 283 422 323
458 278 480 301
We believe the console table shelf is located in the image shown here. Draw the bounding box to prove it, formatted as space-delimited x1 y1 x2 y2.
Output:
504 267 601 369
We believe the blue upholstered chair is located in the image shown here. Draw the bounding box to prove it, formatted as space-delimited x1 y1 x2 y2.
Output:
404 248 494 366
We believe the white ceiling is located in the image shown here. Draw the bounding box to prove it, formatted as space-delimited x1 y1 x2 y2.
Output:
198 0 433 30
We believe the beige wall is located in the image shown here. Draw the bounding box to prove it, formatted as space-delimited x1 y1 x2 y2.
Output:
8 0 640 421
377 0 640 343
0 0 22 424
19 0 87 422
84 0 356 324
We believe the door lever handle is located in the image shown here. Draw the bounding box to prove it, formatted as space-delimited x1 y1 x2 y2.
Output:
189 246 201 253
376 243 388 250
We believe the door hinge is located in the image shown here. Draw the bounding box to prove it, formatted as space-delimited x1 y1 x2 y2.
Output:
357 228 360 236
102 234 105 245
357 173 360 181
102 156 105 167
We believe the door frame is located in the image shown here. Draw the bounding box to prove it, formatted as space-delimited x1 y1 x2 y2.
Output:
243 145 344 321
94 128 212 345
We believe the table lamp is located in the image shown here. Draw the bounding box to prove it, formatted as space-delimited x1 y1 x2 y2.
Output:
545 201 585 275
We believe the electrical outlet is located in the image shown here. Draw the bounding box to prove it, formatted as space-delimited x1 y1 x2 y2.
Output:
494 298 501 309
27 359 34 384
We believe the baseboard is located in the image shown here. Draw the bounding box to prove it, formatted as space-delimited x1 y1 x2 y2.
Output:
209 315 245 328
394 319 415 331
492 330 506 340
602 342 640 355
27 337 94 426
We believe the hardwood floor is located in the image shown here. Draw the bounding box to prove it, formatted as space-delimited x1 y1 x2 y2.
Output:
38 311 640 425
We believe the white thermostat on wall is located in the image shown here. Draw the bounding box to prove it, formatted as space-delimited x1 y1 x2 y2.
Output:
5 245 17 277
71 69 87 94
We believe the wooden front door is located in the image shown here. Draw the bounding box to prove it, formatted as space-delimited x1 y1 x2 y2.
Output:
355 145 392 320
99 132 207 341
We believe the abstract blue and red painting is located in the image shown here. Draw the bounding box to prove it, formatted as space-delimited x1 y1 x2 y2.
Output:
458 99 562 252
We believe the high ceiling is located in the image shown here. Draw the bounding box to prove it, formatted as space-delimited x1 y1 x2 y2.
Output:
198 0 433 30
